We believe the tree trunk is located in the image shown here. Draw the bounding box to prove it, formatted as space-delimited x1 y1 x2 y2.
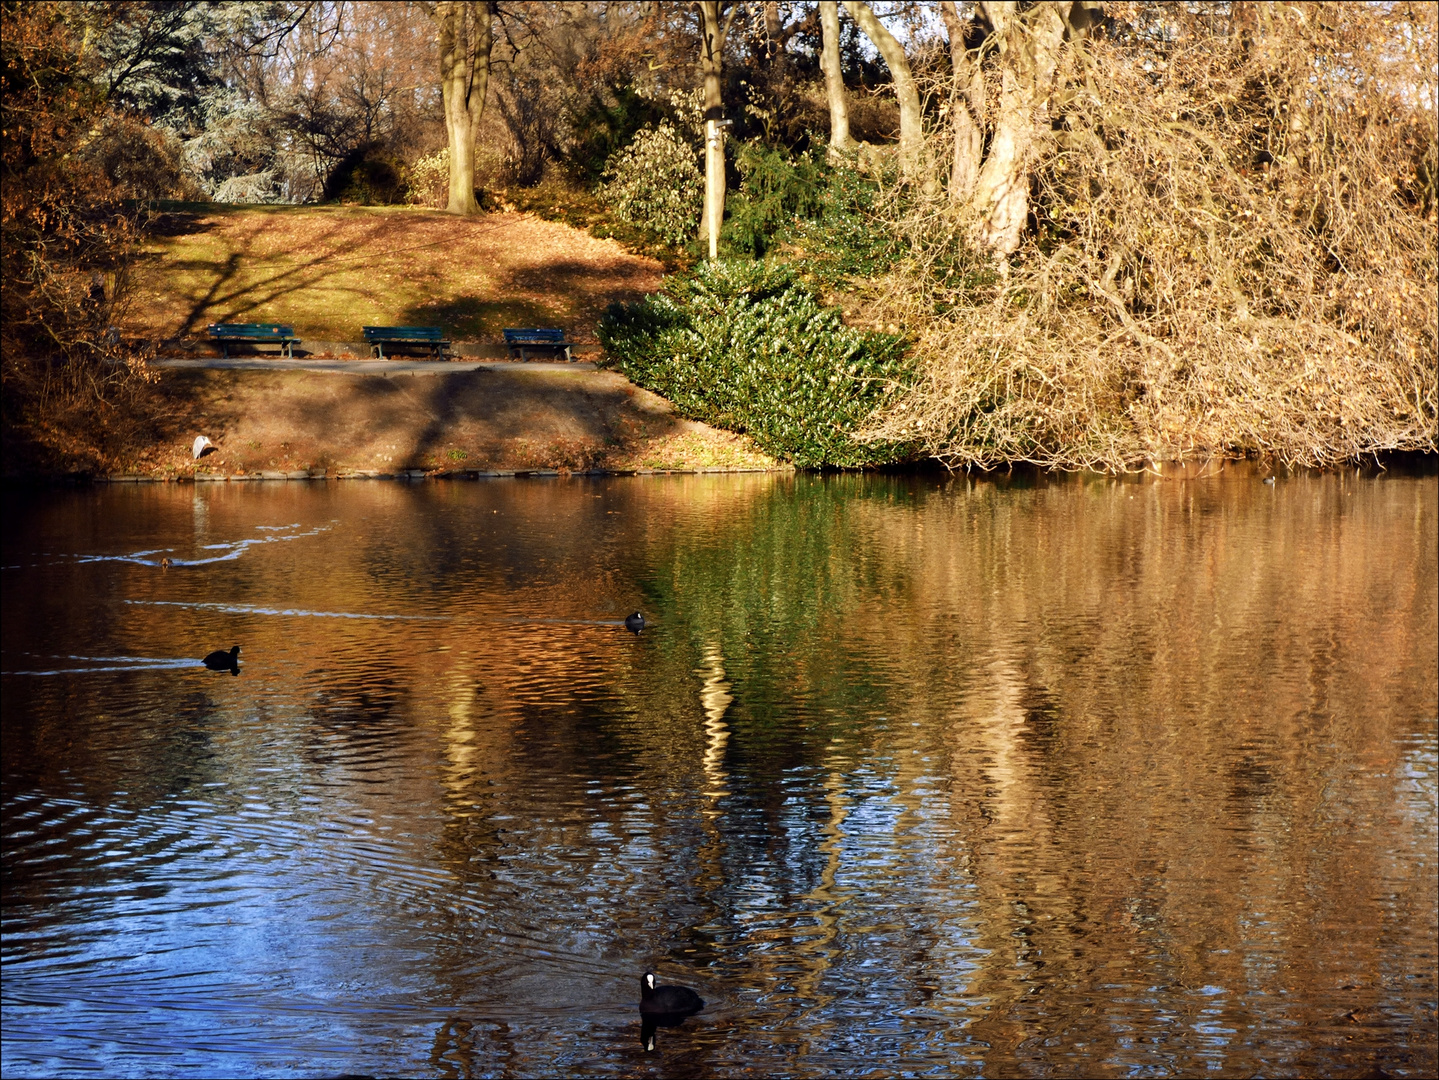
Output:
842 0 924 182
940 0 983 204
437 0 492 216
697 1 735 259
969 1 1068 257
818 2 853 162
762 1 782 66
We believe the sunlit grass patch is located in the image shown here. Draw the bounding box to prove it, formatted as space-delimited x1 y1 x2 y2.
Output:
125 203 664 344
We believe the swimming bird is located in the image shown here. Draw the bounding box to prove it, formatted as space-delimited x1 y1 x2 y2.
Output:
193 435 215 460
625 612 645 634
640 972 703 1017
160 557 172 569
203 645 240 673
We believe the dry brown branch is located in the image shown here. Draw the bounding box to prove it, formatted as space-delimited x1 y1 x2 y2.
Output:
861 2 1437 471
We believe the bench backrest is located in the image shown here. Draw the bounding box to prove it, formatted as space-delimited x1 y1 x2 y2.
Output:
208 323 296 338
363 326 445 341
503 328 566 343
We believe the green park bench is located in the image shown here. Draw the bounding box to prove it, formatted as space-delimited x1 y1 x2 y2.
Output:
207 323 300 358
363 326 452 359
503 327 575 362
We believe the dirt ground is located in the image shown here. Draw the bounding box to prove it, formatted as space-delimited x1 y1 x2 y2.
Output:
4 206 782 477
119 366 778 476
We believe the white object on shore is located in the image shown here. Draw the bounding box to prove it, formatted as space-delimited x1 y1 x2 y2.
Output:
193 435 215 459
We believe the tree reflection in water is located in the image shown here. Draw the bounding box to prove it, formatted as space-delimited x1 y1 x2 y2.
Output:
1 466 1434 1078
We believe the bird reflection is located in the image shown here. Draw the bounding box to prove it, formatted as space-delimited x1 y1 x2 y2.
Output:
640 1012 696 1052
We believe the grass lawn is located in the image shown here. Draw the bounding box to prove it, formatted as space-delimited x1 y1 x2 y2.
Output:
123 203 664 344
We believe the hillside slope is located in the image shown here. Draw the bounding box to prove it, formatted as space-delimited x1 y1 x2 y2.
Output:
8 206 782 477
123 204 664 345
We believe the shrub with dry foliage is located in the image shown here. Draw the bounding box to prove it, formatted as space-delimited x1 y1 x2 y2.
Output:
1 1 162 471
862 2 1436 471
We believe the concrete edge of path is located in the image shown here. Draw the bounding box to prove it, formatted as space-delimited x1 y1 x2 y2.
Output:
93 466 788 482
151 358 599 374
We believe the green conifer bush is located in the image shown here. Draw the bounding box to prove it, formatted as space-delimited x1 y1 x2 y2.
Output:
598 261 915 468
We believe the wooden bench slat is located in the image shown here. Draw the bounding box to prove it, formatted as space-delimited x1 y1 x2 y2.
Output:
363 326 446 338
503 327 574 362
207 323 300 358
363 325 451 359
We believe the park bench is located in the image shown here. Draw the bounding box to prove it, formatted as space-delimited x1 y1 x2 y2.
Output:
503 327 575 363
208 323 300 358
363 325 452 359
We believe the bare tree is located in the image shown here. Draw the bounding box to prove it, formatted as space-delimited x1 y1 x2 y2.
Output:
842 1 1097 253
435 0 493 214
842 1 923 181
966 1 1073 257
938 0 982 203
697 1 739 259
818 2 853 161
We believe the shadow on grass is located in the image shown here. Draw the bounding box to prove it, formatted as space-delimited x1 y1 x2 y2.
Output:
503 258 657 304
143 210 216 240
402 256 657 340
246 369 659 471
139 207 498 339
133 205 658 344
402 297 554 341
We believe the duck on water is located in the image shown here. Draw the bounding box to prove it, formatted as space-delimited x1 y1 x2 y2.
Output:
640 972 703 1016
639 972 704 1051
203 646 240 674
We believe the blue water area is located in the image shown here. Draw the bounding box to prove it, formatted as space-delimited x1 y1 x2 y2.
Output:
2 470 1435 1077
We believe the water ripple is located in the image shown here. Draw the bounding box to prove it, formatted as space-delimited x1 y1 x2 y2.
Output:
2 473 1434 1079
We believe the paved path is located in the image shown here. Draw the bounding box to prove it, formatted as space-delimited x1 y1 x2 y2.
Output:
153 358 598 375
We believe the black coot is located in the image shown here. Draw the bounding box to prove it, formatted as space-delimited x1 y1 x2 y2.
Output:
625 612 645 634
203 645 240 673
640 972 703 1016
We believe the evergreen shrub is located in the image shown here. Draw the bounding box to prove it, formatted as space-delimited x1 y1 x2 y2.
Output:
323 143 406 204
720 142 900 279
723 141 825 257
597 261 915 468
598 120 702 246
788 165 902 283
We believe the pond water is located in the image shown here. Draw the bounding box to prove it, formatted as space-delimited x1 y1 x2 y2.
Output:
2 469 1436 1079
